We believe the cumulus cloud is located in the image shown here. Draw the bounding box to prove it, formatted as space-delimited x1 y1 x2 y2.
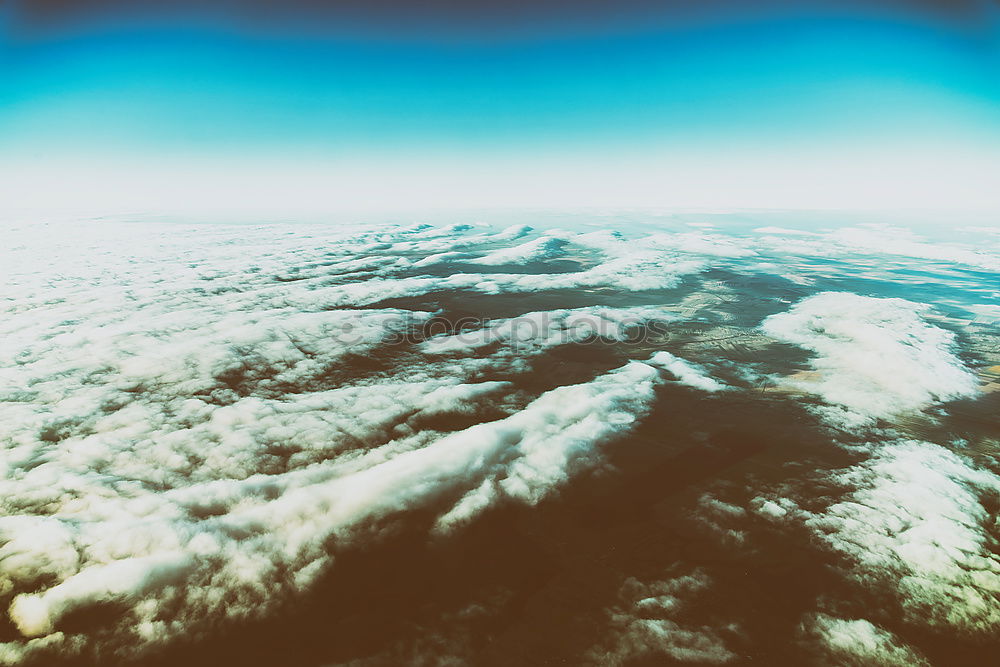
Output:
648 351 728 392
466 235 568 265
755 440 1000 637
433 360 662 532
761 291 979 428
806 441 1000 634
800 614 929 666
411 251 472 267
492 224 534 241
420 306 674 358
589 570 736 665
266 224 708 308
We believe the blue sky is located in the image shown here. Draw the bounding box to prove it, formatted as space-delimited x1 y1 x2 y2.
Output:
1 1 998 216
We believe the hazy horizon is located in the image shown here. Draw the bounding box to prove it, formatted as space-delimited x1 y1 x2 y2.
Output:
3 0 999 217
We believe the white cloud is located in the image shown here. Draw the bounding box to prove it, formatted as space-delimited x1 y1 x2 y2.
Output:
648 351 728 392
466 236 568 265
761 292 979 427
406 234 568 269
434 360 662 531
754 441 1000 638
752 226 821 236
800 614 929 666
590 570 736 665
644 232 758 258
493 224 534 241
754 224 1000 273
256 224 709 308
420 306 674 357
829 225 1000 272
411 251 472 267
804 441 1000 634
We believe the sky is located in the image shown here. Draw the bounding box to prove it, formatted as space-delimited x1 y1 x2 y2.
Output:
1 0 998 218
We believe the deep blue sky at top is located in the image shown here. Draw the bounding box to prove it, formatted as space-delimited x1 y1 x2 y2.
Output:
0 1 997 215
2 0 997 152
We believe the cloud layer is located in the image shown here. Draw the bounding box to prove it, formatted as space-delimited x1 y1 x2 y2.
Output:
1 217 997 664
0 220 702 663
